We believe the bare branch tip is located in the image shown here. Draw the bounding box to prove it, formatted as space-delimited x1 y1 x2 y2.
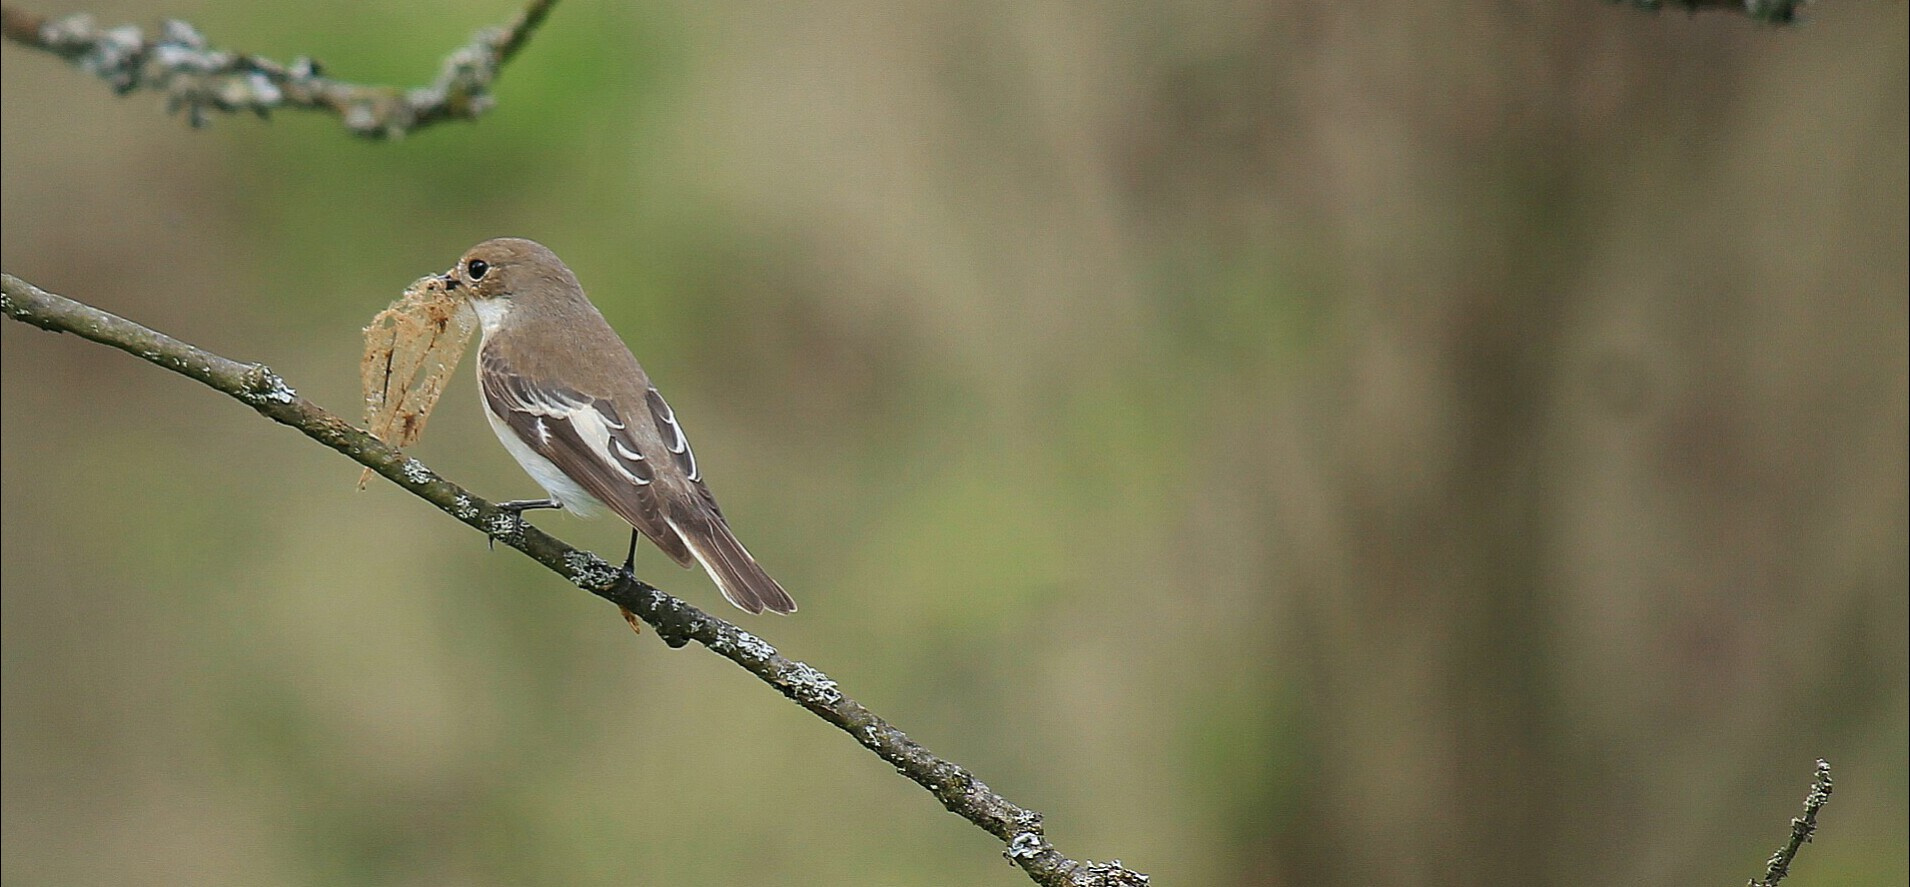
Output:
1 1 561 137
1608 0 1806 25
1748 758 1835 887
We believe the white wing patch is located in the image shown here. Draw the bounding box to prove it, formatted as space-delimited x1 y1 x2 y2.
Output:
646 386 699 482
504 380 652 487
611 438 647 466
566 406 652 486
480 396 605 516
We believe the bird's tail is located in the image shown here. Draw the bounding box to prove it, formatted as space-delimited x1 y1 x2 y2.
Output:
669 512 797 615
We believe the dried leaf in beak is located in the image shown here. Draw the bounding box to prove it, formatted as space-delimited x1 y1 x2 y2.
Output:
358 274 478 489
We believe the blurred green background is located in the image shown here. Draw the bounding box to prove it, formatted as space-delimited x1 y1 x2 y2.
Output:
3 2 1905 885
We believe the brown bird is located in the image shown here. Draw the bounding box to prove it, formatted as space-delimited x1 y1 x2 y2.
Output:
442 237 796 615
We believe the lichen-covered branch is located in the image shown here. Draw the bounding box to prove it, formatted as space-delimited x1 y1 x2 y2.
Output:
0 271 1150 887
1607 0 1806 24
1748 759 1834 887
0 0 557 138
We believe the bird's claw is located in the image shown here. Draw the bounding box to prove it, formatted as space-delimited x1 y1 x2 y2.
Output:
482 509 530 550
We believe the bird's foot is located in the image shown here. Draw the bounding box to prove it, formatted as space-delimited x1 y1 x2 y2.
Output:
615 530 646 636
486 498 558 550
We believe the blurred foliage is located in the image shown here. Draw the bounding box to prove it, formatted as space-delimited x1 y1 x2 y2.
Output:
4 2 1906 886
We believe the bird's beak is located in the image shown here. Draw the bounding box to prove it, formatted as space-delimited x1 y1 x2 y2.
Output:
440 272 461 292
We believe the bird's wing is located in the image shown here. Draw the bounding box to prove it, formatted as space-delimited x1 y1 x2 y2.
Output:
640 382 795 614
479 347 693 566
645 384 729 514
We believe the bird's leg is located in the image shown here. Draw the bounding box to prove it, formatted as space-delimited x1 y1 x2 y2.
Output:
618 528 643 634
489 498 560 549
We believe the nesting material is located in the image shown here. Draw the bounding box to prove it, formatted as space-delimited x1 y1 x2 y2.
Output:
359 274 476 488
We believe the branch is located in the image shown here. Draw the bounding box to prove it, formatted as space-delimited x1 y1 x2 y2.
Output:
1606 0 1806 24
0 0 557 138
0 271 1150 887
1748 759 1834 887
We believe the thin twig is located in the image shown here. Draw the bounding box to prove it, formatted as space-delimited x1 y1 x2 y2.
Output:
1606 0 1806 24
0 271 1151 887
1749 758 1834 887
0 0 558 138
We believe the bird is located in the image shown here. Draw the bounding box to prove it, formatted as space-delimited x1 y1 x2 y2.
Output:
441 237 796 615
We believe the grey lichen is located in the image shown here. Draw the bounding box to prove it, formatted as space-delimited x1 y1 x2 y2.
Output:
1076 859 1151 886
782 660 842 706
483 511 525 545
563 550 621 590
719 629 777 663
405 32 508 119
400 458 435 485
453 494 480 521
39 15 143 90
38 15 301 126
1006 831 1044 860
239 366 297 405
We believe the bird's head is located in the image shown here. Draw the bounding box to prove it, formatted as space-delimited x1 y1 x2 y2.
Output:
441 237 582 334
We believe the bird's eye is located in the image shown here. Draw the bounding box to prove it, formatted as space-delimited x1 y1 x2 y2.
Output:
466 259 489 281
